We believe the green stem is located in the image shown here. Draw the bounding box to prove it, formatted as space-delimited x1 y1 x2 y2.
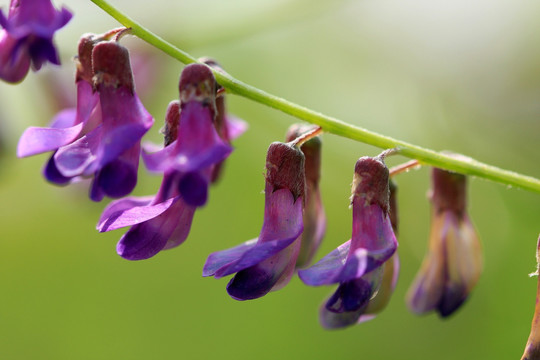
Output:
90 0 540 194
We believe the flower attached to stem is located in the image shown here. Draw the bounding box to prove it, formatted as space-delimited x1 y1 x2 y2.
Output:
298 155 398 329
17 33 154 201
203 141 305 300
407 167 482 317
98 63 244 260
0 0 72 83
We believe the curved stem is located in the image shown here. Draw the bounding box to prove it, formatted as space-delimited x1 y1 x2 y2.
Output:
90 0 540 194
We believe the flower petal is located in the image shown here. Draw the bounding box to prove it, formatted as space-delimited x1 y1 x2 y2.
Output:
202 239 258 277
17 118 82 157
97 196 157 232
116 198 193 261
225 114 248 140
54 126 101 177
142 101 231 173
209 189 303 278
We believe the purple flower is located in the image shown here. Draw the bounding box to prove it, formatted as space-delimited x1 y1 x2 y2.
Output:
406 167 482 317
285 124 326 269
0 0 72 83
203 142 305 300
98 63 244 260
17 36 154 201
298 156 397 329
143 64 234 207
521 236 540 360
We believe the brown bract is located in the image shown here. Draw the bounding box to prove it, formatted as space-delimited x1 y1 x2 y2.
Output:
265 142 306 202
351 156 390 213
92 42 134 92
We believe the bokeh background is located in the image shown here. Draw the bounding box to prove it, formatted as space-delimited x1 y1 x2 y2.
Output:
1 0 540 359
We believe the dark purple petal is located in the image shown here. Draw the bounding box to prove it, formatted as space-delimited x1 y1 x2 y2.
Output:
92 144 140 200
178 171 208 207
226 238 301 300
319 268 383 329
43 152 71 185
116 199 195 261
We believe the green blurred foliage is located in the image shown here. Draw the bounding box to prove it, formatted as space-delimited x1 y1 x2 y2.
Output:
1 0 540 359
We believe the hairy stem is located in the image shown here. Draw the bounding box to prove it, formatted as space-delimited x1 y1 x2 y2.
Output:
90 0 540 194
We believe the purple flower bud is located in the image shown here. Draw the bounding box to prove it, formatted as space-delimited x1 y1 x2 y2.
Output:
521 236 540 360
298 156 397 329
0 0 72 83
285 124 326 269
203 142 305 300
406 168 482 317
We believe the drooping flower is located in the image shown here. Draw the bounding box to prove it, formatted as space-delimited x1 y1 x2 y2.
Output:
285 124 326 269
98 63 243 260
0 0 72 83
298 156 397 329
142 63 232 207
17 33 101 184
406 167 482 317
521 236 540 360
18 36 154 201
203 141 305 300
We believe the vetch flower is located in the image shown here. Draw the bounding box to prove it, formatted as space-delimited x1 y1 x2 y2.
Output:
97 101 196 260
298 156 397 329
17 33 101 185
0 0 72 83
99 63 243 260
203 141 305 300
285 124 325 269
142 63 232 207
406 167 482 317
18 37 154 200
521 236 540 360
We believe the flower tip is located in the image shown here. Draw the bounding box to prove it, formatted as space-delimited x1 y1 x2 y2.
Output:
226 268 273 301
351 156 390 211
179 63 215 103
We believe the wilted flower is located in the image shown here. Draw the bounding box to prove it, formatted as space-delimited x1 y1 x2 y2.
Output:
98 63 244 260
298 156 397 329
407 167 482 317
521 236 540 360
18 37 154 201
285 124 325 269
203 141 305 300
0 0 72 83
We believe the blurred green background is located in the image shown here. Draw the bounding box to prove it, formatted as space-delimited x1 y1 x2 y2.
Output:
1 0 540 359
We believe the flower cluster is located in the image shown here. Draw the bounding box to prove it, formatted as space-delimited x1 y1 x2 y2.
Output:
4 2 491 337
18 32 154 201
98 62 246 260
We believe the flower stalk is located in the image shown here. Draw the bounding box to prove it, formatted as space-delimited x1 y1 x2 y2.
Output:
90 0 540 195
